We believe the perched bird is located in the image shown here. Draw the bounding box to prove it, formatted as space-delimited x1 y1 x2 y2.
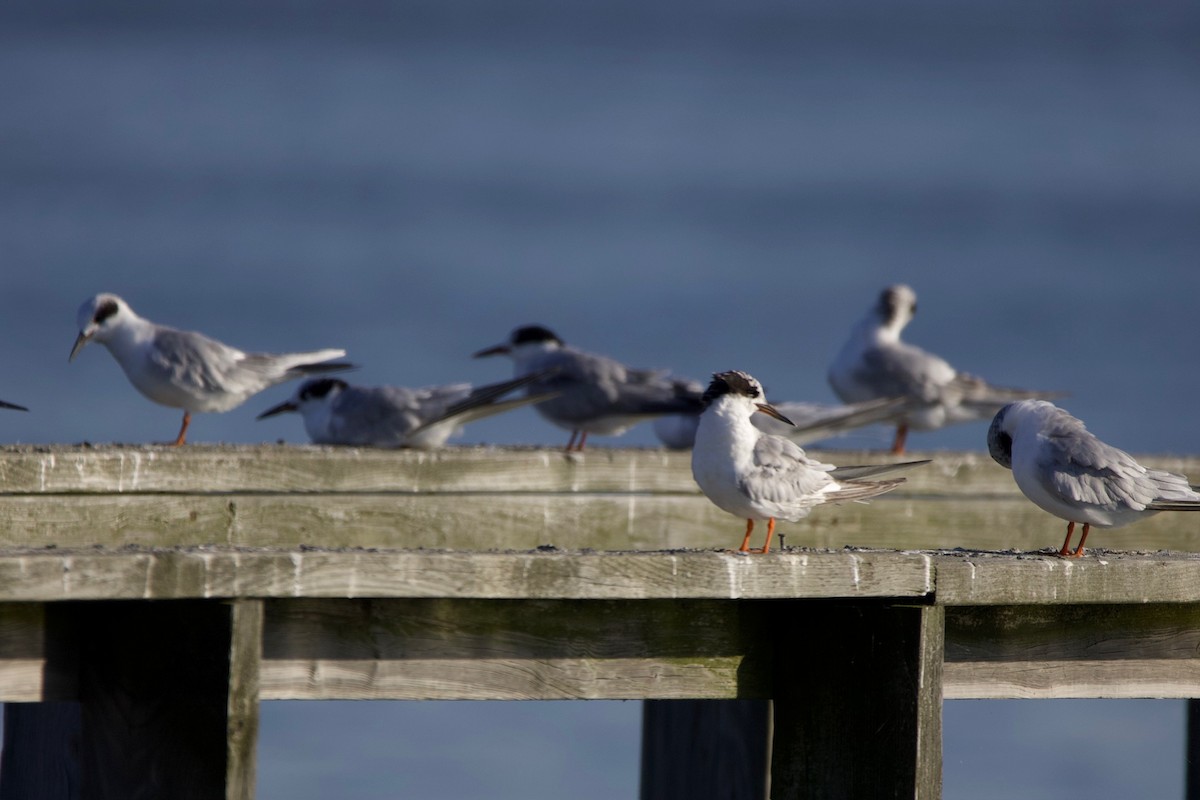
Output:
256 373 557 449
829 284 1060 454
473 325 702 451
988 399 1200 557
70 292 352 445
691 370 927 553
654 383 911 451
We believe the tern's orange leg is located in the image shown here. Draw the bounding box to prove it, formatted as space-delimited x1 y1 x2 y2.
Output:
565 431 579 451
890 424 908 455
738 519 755 552
564 430 588 452
758 517 776 553
576 432 588 451
1057 521 1088 557
171 411 191 447
1068 523 1091 558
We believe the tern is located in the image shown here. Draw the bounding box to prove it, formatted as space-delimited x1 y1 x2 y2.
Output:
691 370 928 553
473 325 702 450
70 292 352 445
829 284 1060 454
988 399 1200 557
257 373 557 449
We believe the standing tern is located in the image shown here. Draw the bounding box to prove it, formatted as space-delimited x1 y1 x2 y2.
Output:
691 370 928 553
70 292 352 445
829 284 1061 454
988 399 1200 557
256 373 557 449
473 325 702 451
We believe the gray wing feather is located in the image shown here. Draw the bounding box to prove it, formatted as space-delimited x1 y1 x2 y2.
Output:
149 329 239 393
1036 415 1164 511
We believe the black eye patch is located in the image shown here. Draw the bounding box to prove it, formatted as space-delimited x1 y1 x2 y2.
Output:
94 299 120 324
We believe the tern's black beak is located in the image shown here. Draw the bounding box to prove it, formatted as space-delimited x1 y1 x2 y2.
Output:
256 400 299 420
0 399 28 412
472 344 511 358
755 402 794 426
68 330 92 363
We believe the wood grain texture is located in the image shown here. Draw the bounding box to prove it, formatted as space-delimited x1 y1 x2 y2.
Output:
945 604 1200 699
935 551 1200 605
225 600 261 800
0 444 1191 496
259 598 773 701
0 549 934 603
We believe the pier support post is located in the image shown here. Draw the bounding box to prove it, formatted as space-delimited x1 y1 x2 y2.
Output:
639 699 770 800
770 602 944 799
0 599 262 800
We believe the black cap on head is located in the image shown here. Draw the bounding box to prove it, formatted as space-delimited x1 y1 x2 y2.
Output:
701 370 761 407
511 325 563 346
298 378 349 402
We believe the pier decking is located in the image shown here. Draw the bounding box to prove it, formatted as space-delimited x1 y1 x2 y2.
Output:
2 446 1199 798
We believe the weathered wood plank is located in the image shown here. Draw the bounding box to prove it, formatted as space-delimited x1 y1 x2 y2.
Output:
0 446 701 494
935 552 1200 605
226 600 261 800
0 604 52 702
0 549 934 603
0 492 932 552
259 598 772 701
944 604 1200 699
1 492 1198 554
0 444 1191 497
769 602 944 799
639 700 769 800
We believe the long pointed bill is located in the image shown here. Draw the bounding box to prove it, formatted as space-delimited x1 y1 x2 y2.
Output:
69 330 92 362
472 344 510 358
755 402 794 426
0 400 28 412
256 400 298 420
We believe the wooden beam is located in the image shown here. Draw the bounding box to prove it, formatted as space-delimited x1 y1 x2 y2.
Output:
936 553 1200 605
0 549 933 604
944 604 1200 699
639 700 770 800
1 444 1191 496
769 602 944 799
226 600 262 800
259 598 773 701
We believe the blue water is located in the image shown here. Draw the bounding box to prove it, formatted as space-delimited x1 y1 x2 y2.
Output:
2 0 1199 796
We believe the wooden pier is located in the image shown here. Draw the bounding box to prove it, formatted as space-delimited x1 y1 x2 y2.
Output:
1 445 1200 798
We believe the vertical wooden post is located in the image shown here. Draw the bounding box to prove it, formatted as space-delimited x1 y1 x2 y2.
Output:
0 703 82 800
225 600 263 800
1187 700 1200 800
62 599 259 800
769 602 944 799
639 700 770 800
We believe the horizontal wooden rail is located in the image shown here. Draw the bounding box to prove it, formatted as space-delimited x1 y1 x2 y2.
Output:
2 445 1199 800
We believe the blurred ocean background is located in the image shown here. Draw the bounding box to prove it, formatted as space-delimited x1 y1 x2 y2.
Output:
2 0 1198 796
